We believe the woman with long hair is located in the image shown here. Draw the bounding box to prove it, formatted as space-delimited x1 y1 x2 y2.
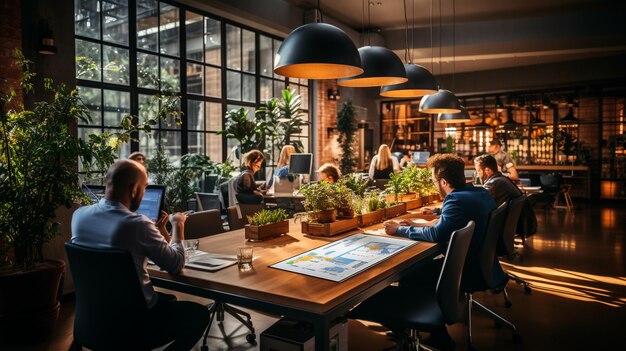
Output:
268 145 296 188
234 149 265 204
368 144 400 179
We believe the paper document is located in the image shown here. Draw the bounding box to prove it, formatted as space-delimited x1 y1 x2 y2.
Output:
271 233 418 282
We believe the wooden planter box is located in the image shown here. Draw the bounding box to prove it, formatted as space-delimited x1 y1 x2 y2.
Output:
357 209 384 227
245 220 290 241
403 197 423 210
398 193 416 202
301 217 359 237
383 202 407 219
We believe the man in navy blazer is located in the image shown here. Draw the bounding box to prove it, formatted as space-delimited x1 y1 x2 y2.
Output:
385 153 506 291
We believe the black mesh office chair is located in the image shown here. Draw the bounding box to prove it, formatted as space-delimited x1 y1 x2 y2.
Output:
65 243 211 350
498 195 532 308
539 173 561 209
195 192 222 211
348 221 475 350
463 202 521 348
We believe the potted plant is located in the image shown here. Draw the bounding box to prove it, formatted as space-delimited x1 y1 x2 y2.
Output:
299 181 339 223
245 209 290 241
335 184 356 218
217 107 263 167
0 53 176 338
357 191 385 227
337 101 358 176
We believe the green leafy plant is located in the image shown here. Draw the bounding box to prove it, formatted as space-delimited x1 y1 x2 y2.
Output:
217 108 263 165
338 173 369 197
247 208 289 226
0 52 177 271
299 181 341 212
337 101 358 175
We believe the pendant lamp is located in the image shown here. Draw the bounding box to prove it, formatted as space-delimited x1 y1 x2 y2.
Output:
273 23 363 79
437 105 471 124
503 108 521 130
337 46 407 87
560 106 578 123
419 89 462 114
380 63 437 98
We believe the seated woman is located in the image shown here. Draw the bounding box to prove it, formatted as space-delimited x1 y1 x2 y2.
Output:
368 144 399 180
268 145 296 188
234 150 265 204
318 163 341 184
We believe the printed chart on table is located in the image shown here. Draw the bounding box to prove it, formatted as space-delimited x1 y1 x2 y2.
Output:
271 233 418 282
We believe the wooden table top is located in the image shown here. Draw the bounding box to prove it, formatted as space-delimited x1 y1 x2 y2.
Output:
149 214 440 315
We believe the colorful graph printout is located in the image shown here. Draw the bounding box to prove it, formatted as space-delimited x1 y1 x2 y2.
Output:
270 233 418 282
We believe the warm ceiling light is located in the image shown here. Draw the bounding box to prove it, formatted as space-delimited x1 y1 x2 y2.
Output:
419 89 462 114
273 23 363 79
337 46 407 87
437 106 471 124
380 64 437 98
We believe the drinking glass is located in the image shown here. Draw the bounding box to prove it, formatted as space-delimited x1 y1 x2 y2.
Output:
183 239 199 260
237 246 253 271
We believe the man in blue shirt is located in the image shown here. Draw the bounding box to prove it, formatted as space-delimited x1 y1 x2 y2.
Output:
384 153 506 350
72 159 210 350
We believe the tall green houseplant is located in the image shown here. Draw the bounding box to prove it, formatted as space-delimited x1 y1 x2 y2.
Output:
337 101 358 175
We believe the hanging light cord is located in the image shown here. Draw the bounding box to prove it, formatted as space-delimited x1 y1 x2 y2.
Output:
439 0 442 79
316 0 324 23
411 0 415 64
430 0 434 72
361 0 365 47
403 0 409 63
367 0 371 46
452 0 456 91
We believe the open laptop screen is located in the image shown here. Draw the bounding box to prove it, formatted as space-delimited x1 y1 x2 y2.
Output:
136 185 166 222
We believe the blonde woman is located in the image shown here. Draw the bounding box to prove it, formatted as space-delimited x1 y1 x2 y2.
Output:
368 144 400 179
268 145 296 188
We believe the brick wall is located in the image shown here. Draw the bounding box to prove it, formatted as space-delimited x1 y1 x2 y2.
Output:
0 0 22 107
316 80 341 167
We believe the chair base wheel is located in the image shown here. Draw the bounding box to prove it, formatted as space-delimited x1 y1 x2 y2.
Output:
246 333 256 343
513 333 522 343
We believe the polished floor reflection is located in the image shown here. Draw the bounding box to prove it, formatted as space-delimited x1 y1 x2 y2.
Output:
2 202 625 350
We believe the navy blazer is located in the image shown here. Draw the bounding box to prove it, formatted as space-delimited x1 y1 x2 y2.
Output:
395 183 506 290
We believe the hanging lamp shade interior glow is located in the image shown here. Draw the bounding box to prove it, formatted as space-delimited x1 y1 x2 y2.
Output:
337 46 407 87
419 89 462 114
380 64 437 98
437 106 471 124
273 23 363 79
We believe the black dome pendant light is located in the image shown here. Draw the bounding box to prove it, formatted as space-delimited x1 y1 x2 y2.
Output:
337 0 407 87
273 1 363 79
421 0 462 115
437 105 471 123
380 0 437 98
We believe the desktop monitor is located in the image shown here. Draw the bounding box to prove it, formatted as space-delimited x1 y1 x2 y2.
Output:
412 151 430 164
135 185 166 222
288 153 313 175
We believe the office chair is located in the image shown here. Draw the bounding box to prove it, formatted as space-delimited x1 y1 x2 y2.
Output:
463 202 521 348
227 203 265 230
347 221 475 350
195 192 222 211
185 209 225 239
498 195 532 308
65 243 210 350
539 173 561 209
372 178 389 190
553 183 574 210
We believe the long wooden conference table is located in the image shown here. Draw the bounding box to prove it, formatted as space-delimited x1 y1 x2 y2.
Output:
148 214 441 351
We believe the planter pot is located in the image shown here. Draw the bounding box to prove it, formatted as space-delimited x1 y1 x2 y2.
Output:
403 197 423 210
301 217 359 237
337 208 355 219
0 260 65 340
316 209 337 223
398 193 416 202
383 202 407 219
245 220 290 241
358 209 384 227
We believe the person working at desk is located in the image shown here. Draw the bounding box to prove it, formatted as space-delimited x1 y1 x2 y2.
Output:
71 159 210 351
234 149 266 204
368 144 400 179
474 154 522 206
318 163 341 183
489 139 520 181
128 151 146 166
268 145 296 188
383 153 504 350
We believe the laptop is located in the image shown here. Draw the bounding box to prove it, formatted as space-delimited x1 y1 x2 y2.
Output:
81 184 106 204
136 185 166 222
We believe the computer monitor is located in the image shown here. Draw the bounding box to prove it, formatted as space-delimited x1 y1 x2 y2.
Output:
81 184 105 204
412 151 430 164
135 185 166 222
288 153 313 175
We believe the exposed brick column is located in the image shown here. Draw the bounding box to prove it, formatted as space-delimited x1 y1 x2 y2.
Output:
316 80 340 167
0 0 23 107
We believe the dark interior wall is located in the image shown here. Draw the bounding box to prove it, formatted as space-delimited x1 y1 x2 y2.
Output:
21 0 75 107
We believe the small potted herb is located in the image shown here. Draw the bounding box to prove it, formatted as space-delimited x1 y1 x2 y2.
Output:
245 208 290 241
300 182 339 223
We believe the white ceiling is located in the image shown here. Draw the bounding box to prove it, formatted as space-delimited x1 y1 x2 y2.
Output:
286 0 626 74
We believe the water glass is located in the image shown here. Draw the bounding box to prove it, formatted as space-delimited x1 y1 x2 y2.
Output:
237 246 254 271
183 239 199 260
